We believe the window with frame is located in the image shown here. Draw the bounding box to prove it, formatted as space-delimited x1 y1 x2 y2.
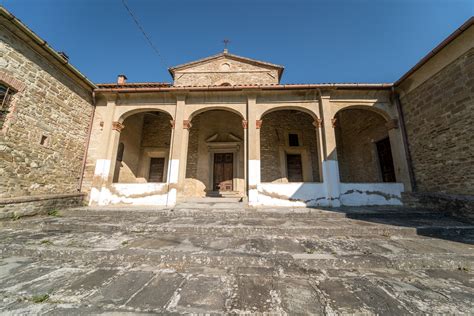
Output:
288 133 300 147
0 84 15 128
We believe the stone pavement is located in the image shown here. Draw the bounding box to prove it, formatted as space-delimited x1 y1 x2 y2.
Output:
0 202 473 314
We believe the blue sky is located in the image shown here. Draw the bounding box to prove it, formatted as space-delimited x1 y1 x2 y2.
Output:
2 0 473 84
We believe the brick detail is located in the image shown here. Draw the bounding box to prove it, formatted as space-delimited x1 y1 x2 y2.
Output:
111 121 125 132
0 71 26 92
312 119 322 128
183 120 192 129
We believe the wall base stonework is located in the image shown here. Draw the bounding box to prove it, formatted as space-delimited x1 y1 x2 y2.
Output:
402 192 474 221
0 193 85 219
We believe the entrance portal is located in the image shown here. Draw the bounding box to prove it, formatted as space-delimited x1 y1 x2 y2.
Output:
213 153 233 191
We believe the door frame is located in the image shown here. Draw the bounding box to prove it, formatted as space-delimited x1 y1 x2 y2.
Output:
207 142 240 192
212 152 234 191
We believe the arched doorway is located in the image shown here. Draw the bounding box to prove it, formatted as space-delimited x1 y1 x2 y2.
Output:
184 109 245 196
334 108 396 183
260 109 321 183
113 110 173 183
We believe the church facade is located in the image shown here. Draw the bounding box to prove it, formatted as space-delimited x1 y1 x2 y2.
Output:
84 51 410 207
1 6 473 218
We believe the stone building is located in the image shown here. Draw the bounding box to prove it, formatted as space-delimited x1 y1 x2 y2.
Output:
0 7 95 217
0 6 472 218
84 50 412 208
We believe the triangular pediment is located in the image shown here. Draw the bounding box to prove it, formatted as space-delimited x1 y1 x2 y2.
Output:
169 51 284 86
206 132 243 143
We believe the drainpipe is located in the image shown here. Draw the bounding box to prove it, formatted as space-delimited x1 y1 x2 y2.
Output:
391 87 416 191
78 90 96 192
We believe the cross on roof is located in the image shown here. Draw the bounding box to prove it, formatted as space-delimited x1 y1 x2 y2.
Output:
223 39 230 53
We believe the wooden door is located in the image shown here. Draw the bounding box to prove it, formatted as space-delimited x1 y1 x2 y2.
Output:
213 153 233 191
149 157 165 182
286 154 303 182
376 137 396 182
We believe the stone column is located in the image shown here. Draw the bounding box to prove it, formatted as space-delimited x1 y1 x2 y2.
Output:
247 94 261 204
313 118 324 182
89 96 118 205
386 118 412 191
319 93 341 207
166 93 188 206
242 119 248 198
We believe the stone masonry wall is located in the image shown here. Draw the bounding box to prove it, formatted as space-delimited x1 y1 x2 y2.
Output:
140 113 172 147
186 115 200 179
401 48 474 196
260 110 320 182
335 109 388 183
0 27 93 199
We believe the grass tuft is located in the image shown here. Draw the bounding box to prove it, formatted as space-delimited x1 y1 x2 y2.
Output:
47 210 61 217
31 294 49 303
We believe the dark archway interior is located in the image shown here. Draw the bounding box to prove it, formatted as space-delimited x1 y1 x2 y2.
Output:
335 108 396 183
260 110 320 183
113 111 172 183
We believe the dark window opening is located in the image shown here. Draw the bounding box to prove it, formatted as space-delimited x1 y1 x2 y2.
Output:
40 135 48 146
0 84 14 128
149 157 165 182
288 133 299 147
116 143 125 162
286 154 303 182
376 137 396 182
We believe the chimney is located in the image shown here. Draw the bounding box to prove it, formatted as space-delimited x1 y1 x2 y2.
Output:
58 51 69 61
117 74 127 85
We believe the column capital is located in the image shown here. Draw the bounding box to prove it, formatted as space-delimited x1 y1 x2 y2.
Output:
170 120 176 129
312 118 323 128
111 121 124 132
385 118 399 130
331 118 337 128
242 120 248 129
256 120 263 129
183 120 192 129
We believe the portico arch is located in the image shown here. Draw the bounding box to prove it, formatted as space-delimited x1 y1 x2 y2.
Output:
257 104 319 121
260 109 322 183
184 109 245 197
187 105 245 122
116 106 175 123
333 107 396 183
112 110 173 184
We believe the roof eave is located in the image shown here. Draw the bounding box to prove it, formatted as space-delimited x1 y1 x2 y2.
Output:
395 16 474 87
0 6 97 91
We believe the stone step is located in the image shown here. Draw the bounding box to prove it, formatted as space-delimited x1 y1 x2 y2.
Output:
2 244 472 271
56 206 457 221
2 218 474 239
205 191 243 198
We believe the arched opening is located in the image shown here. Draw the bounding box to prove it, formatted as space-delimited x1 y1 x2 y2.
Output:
113 110 173 183
334 108 396 183
260 109 321 183
184 109 245 196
